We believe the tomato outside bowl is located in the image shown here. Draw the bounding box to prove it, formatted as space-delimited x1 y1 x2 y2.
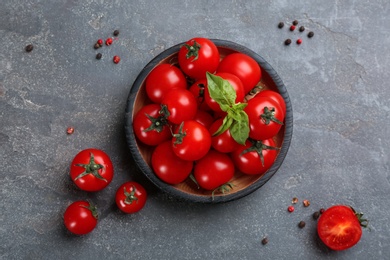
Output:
124 39 293 203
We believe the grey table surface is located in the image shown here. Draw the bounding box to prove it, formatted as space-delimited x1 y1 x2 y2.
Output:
1 0 389 259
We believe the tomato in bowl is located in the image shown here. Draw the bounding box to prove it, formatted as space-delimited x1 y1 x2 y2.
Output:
124 39 293 203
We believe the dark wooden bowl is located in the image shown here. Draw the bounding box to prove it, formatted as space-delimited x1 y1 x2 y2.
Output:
125 39 293 203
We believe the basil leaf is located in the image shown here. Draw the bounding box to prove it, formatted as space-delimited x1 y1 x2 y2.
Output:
213 116 233 136
229 111 249 145
206 72 236 110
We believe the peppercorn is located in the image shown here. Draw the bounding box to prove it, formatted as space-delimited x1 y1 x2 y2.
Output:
284 39 292 45
303 199 310 207
292 20 298 26
319 208 325 214
96 53 102 60
290 25 296 31
298 221 306 228
93 43 100 49
97 39 103 46
113 55 120 64
278 22 284 29
66 127 74 135
296 38 303 45
299 26 305 32
312 211 320 220
106 38 113 46
308 31 314 38
287 206 295 212
292 197 298 204
113 30 120 36
25 44 34 52
261 237 268 245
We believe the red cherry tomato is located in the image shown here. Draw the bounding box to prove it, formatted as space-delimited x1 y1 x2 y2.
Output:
194 150 235 190
205 72 245 112
145 63 187 103
244 96 285 140
217 52 261 94
209 118 239 153
70 149 114 192
255 90 286 117
64 201 98 235
133 104 172 146
115 181 147 214
231 138 278 175
189 79 212 111
318 205 366 250
152 141 193 184
161 89 198 125
178 37 220 79
172 120 211 161
193 109 214 129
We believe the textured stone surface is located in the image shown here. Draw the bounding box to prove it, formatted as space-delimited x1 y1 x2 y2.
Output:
1 0 389 259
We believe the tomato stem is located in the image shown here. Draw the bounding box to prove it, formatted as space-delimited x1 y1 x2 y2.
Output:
124 185 138 205
143 113 169 133
211 182 235 201
184 40 201 61
350 207 369 228
241 139 280 166
261 106 284 125
74 152 107 182
172 122 186 145
80 202 99 219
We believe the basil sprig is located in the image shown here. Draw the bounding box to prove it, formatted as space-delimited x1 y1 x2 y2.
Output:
206 72 249 145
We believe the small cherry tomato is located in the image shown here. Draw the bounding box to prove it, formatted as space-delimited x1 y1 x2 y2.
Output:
161 89 198 125
194 149 235 190
209 118 239 153
189 79 212 111
115 181 147 214
178 37 220 79
64 201 98 235
145 64 187 103
318 205 368 250
217 52 261 94
152 141 193 184
70 149 114 192
133 104 172 146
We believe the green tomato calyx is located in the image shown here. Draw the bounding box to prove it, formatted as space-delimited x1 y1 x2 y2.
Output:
124 185 139 205
74 152 107 182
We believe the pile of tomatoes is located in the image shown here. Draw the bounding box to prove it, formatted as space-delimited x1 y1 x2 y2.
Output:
133 37 287 194
64 148 147 235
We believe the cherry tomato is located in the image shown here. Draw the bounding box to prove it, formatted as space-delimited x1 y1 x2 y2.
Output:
244 96 285 141
178 37 220 79
209 118 239 153
189 79 212 111
161 89 198 125
217 52 261 94
231 138 278 175
205 72 245 112
318 205 366 250
255 90 286 117
133 104 172 146
70 149 114 192
172 120 211 161
193 109 214 129
145 63 187 103
194 150 235 190
115 181 147 214
152 141 193 184
64 201 98 235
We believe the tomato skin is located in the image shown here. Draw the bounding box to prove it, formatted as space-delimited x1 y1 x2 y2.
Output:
133 104 172 146
205 72 245 112
317 205 363 251
161 89 198 125
152 141 193 184
231 138 278 175
193 109 214 129
256 90 286 117
244 96 285 141
217 53 261 94
70 149 114 192
189 79 212 111
115 181 147 214
194 150 235 190
172 120 211 161
145 64 187 103
64 201 98 235
209 118 239 153
178 37 220 79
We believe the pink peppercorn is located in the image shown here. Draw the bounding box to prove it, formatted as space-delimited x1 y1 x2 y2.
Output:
287 206 295 212
105 38 113 46
113 55 120 64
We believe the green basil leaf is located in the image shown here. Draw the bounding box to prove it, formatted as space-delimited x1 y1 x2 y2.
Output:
229 111 249 145
206 72 236 110
213 116 233 136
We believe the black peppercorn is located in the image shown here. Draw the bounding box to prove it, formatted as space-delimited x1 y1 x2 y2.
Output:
308 31 314 38
278 22 284 29
299 26 305 32
292 20 298 26
25 44 34 52
96 53 102 59
113 30 119 36
298 221 306 228
284 39 292 45
261 237 268 245
94 43 100 49
313 211 320 220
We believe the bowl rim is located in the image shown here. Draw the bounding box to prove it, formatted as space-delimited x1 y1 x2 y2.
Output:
125 39 293 203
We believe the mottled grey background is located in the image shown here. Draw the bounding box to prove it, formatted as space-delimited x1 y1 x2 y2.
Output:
1 0 389 259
